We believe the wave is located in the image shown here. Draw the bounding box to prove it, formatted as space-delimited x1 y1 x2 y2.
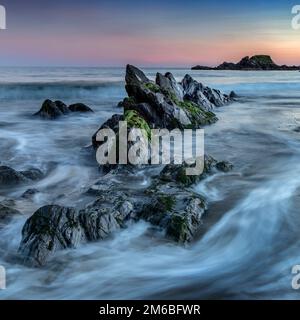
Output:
0 81 125 100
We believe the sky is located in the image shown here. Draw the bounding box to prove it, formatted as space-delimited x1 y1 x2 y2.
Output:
0 0 299 66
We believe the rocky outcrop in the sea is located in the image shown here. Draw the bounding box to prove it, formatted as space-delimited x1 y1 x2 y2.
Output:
118 64 232 129
192 55 300 71
0 166 44 187
18 65 235 266
19 155 233 266
34 99 93 119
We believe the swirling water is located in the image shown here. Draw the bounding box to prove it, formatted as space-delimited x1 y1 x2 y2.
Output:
1 67 300 299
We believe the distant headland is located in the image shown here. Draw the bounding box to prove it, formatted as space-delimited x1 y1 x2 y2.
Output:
192 55 300 71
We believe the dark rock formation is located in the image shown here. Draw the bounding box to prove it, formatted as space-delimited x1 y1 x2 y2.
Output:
20 168 44 181
19 192 136 266
79 191 135 241
19 205 84 266
192 55 300 71
93 65 233 152
34 100 93 119
54 100 70 114
68 103 94 113
33 99 69 119
0 166 44 187
182 74 231 110
18 154 233 265
0 166 28 186
139 156 233 242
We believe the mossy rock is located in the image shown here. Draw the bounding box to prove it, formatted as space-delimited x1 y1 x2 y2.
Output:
164 89 218 126
124 109 151 139
143 82 161 93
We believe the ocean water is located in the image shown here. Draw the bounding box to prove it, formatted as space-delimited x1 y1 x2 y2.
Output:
1 67 300 299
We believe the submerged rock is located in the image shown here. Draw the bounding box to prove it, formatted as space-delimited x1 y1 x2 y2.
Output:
21 188 39 199
20 168 44 181
0 200 21 225
0 166 28 186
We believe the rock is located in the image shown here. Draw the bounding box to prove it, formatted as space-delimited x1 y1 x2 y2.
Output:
19 192 136 266
91 66 233 171
19 205 84 266
22 188 39 199
34 100 93 119
0 166 28 186
159 155 218 187
54 100 70 114
0 166 44 187
0 201 21 224
138 188 207 243
182 74 231 110
229 91 238 99
137 156 233 243
20 168 44 181
156 72 184 101
79 191 135 241
192 55 300 71
125 64 150 86
216 161 234 172
92 114 124 150
34 99 68 119
68 103 94 113
191 65 214 70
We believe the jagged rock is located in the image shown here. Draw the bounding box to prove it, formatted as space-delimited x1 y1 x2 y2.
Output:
68 103 94 113
19 205 84 266
182 74 231 110
125 65 191 129
79 191 135 241
156 72 184 101
91 66 232 172
125 64 150 86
